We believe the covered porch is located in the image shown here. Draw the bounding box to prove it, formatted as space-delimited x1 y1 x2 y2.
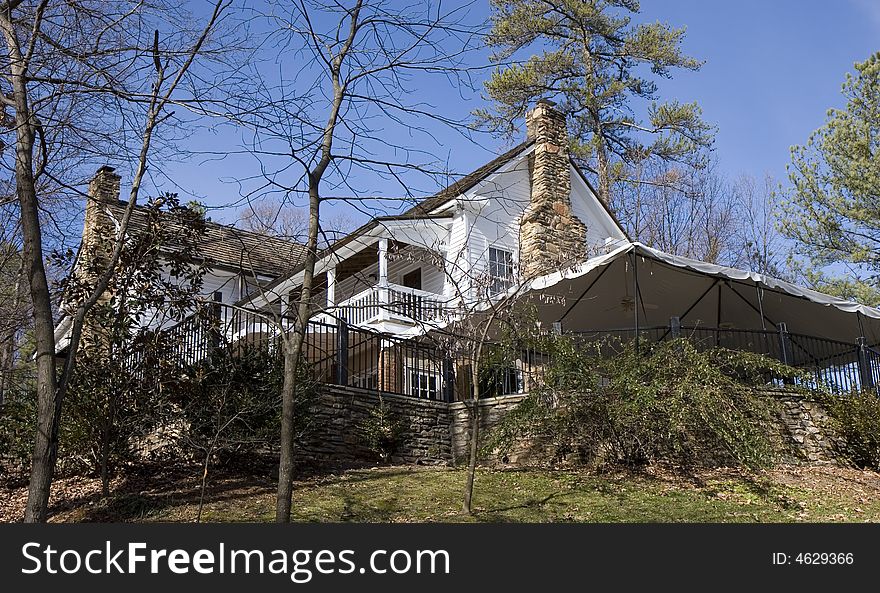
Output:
312 237 448 329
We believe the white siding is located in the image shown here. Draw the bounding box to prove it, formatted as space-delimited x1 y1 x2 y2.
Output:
569 164 628 249
201 269 243 304
460 160 531 282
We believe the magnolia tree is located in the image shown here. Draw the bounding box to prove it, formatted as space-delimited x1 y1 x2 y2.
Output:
58 195 209 496
0 0 230 522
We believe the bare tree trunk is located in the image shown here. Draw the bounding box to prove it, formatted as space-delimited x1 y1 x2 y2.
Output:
99 389 117 497
6 2 226 522
276 179 321 523
596 142 611 207
275 2 360 522
463 333 490 514
462 357 481 514
0 25 62 523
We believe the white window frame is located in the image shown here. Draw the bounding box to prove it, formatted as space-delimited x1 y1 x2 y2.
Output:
410 371 439 399
488 246 515 296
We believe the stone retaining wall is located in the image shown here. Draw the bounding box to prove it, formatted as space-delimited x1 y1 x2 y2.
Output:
766 390 841 464
298 385 453 465
300 386 843 466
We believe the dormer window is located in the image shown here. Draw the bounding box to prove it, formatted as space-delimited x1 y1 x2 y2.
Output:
488 247 514 295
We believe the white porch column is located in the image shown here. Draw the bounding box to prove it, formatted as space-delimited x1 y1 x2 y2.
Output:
378 238 389 286
326 265 337 308
378 238 389 318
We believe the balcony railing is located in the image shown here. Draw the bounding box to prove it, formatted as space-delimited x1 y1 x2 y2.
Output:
335 283 446 325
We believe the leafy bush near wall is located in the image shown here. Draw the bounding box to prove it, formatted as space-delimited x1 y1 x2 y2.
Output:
360 396 403 463
819 392 880 471
0 378 37 475
173 346 321 462
488 337 807 469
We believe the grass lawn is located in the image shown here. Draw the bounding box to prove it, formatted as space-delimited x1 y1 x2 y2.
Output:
3 464 880 523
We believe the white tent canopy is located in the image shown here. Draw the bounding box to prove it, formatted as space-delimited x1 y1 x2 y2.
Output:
524 242 880 347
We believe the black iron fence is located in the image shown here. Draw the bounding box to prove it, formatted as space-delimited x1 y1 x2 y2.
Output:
154 302 553 402
113 307 880 401
567 318 880 395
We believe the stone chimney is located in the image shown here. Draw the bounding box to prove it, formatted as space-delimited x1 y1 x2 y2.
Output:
76 166 122 353
81 166 121 275
519 100 588 278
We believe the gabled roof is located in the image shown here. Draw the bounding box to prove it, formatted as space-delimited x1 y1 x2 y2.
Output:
399 140 534 217
104 201 306 278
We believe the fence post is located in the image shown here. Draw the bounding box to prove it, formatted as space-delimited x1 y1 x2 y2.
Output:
777 322 792 366
442 356 456 402
857 337 875 391
336 317 349 386
209 292 223 355
669 316 681 339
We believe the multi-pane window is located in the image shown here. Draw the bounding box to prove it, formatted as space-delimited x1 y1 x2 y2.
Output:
488 247 514 295
411 372 439 399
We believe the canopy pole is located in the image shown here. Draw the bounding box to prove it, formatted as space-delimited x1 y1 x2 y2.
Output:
728 281 817 363
657 278 721 342
631 252 640 349
730 282 776 330
756 284 767 331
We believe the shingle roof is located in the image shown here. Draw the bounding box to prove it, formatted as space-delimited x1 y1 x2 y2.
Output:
104 201 307 278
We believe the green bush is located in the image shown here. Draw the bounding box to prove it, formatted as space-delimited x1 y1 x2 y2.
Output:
174 346 321 462
0 376 37 475
360 396 402 463
820 392 880 470
488 337 806 469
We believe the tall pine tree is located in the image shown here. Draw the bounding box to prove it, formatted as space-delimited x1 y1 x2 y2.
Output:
477 0 714 205
779 53 880 305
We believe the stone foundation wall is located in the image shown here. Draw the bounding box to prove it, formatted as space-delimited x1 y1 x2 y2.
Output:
765 390 841 464
300 386 844 467
448 395 527 464
298 385 453 465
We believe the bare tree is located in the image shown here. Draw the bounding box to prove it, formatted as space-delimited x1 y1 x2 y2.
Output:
237 197 356 246
222 0 481 522
614 159 740 265
731 173 787 278
0 0 228 522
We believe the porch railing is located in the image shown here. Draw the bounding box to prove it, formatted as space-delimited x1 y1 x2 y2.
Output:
336 283 446 325
156 301 544 402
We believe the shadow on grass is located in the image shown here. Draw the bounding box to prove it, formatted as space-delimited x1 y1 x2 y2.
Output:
70 459 434 522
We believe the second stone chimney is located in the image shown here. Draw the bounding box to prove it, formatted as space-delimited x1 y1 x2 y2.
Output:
75 167 122 353
519 100 588 278
81 166 121 276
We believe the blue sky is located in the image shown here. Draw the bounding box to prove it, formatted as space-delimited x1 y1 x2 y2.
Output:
152 0 880 227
